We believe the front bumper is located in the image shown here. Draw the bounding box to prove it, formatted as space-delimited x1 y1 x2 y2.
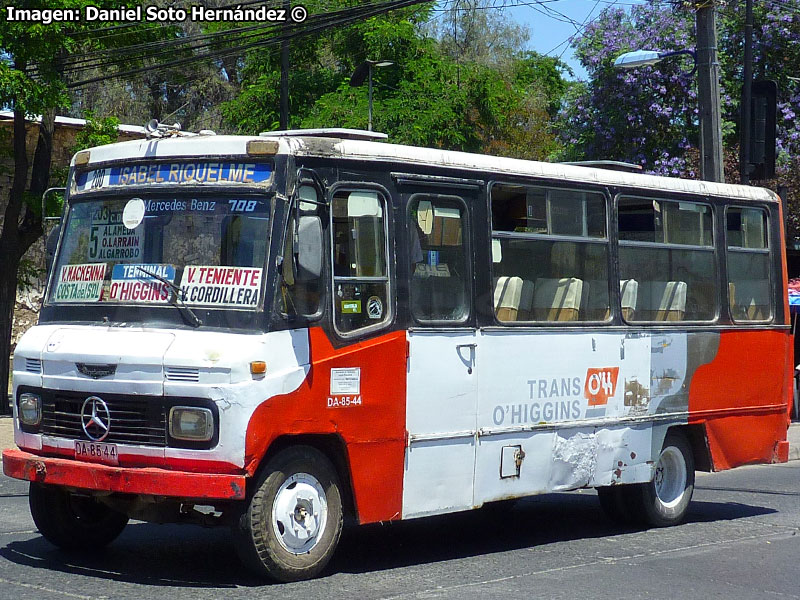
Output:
2 449 246 500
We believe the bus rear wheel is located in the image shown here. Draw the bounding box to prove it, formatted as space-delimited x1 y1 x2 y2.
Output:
235 446 343 582
29 483 129 550
639 431 695 526
599 431 694 528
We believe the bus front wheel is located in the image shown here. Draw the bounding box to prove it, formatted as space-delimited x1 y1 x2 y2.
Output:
29 483 129 550
235 446 344 582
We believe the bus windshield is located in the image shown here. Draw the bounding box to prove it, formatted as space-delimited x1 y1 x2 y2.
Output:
48 194 270 311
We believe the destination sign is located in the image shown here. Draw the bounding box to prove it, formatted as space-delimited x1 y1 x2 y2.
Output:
54 263 106 303
75 162 272 192
108 264 175 303
180 266 262 308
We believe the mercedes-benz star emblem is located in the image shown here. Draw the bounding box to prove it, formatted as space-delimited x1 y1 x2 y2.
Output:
80 396 111 442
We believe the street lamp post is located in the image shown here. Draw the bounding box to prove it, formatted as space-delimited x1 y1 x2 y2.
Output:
614 41 725 183
349 60 394 131
614 49 697 73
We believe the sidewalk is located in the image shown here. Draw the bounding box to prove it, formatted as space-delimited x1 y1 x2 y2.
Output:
2 415 799 460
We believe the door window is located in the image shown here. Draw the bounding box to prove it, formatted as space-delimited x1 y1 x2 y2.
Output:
331 189 391 334
409 196 470 323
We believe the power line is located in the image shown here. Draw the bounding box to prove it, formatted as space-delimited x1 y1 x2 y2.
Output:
26 0 410 76
27 0 428 79
66 0 432 88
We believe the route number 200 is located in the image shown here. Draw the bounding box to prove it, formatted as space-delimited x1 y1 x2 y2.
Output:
229 199 258 212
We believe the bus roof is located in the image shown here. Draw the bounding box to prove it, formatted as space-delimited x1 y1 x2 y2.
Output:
75 133 779 204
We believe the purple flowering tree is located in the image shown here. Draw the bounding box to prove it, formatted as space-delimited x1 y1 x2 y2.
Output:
561 0 800 186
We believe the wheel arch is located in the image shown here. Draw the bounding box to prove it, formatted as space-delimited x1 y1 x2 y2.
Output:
667 424 712 472
253 434 358 521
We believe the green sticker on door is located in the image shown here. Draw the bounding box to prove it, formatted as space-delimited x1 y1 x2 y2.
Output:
341 300 362 314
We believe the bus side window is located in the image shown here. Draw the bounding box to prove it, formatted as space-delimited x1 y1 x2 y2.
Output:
331 189 391 335
489 183 609 323
726 206 771 321
618 196 716 322
408 196 470 323
279 185 322 318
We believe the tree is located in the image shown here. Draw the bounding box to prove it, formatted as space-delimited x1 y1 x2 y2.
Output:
559 0 800 200
0 2 163 408
426 0 529 70
1 4 76 409
223 7 569 160
558 2 700 174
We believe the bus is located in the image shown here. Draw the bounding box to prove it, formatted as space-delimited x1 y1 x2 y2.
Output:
2 129 792 582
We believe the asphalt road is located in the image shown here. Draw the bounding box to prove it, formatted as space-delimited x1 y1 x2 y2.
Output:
0 462 799 600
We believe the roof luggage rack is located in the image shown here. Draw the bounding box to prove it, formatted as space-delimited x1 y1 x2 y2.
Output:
561 160 643 173
259 128 388 141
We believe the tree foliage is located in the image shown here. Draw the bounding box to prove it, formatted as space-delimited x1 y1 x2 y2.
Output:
222 4 570 160
0 1 166 406
560 0 800 183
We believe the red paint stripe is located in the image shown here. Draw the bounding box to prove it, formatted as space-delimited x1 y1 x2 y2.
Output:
2 448 246 500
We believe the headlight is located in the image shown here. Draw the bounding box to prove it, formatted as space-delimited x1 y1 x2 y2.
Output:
18 393 41 426
169 406 214 442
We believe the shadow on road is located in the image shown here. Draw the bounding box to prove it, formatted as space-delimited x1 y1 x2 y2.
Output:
0 490 777 586
331 491 777 575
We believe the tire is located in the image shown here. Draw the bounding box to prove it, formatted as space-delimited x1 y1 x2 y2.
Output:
597 431 694 528
29 483 129 550
636 431 695 526
234 446 344 582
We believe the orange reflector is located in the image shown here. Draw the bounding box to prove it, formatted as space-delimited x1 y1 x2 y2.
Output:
250 361 267 375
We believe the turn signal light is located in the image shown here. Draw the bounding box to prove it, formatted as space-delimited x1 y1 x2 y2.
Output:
250 361 267 375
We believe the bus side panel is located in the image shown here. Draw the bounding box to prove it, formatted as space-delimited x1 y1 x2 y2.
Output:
244 327 407 524
688 329 791 470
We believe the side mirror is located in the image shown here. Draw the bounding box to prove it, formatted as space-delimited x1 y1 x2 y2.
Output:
295 215 323 282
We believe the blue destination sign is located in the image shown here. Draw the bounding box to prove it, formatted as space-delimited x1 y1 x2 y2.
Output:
111 263 176 282
76 162 272 191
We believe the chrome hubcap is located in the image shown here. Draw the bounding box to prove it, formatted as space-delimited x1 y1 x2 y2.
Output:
272 473 328 554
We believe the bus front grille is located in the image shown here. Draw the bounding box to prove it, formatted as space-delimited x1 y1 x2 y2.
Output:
41 393 167 447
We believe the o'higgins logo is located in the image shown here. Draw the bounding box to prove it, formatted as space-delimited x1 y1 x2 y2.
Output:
584 367 620 406
491 366 623 427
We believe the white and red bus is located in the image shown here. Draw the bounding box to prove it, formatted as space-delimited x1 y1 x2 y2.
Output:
2 129 792 581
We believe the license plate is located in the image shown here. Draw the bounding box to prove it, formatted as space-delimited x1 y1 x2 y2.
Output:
74 440 118 465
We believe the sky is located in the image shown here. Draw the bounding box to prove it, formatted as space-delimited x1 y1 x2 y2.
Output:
505 0 639 80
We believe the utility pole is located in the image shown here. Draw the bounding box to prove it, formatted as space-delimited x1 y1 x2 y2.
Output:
740 0 754 185
696 1 725 183
279 0 290 129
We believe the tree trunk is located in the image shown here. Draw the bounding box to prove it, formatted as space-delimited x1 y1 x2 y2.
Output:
0 106 51 414
0 108 29 414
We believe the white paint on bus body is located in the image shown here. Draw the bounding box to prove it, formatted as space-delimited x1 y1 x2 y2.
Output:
402 329 687 518
13 324 310 469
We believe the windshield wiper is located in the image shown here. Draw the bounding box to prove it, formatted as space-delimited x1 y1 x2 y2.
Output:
136 266 202 328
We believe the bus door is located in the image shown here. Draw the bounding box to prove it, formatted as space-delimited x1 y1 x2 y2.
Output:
401 187 479 518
